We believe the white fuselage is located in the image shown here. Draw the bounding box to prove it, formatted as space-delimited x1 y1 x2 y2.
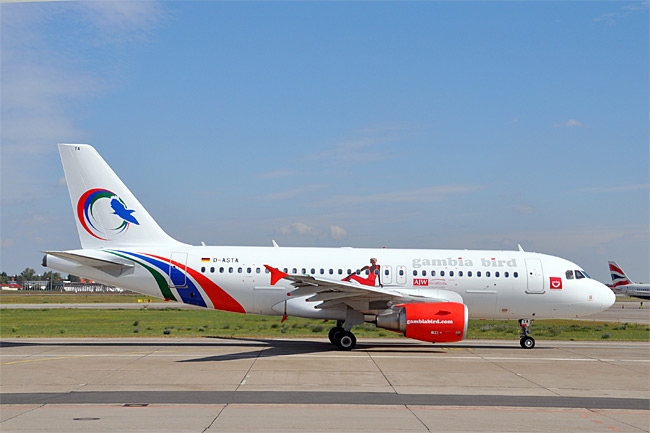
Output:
46 246 616 321
613 283 650 300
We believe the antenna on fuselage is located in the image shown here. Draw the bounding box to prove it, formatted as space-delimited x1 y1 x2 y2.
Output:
518 244 525 252
272 240 279 248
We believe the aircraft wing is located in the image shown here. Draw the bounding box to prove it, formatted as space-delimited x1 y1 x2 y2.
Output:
264 265 461 309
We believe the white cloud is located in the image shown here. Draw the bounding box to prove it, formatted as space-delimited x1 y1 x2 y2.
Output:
330 225 347 240
594 1 649 25
576 184 649 193
553 119 584 128
304 123 417 163
280 222 313 236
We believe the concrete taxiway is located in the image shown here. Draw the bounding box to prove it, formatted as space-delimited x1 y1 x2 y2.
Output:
1 338 648 432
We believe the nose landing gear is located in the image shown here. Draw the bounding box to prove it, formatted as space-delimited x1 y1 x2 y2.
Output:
519 319 535 349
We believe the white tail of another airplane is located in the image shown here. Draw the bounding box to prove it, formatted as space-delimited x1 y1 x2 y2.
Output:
58 144 183 249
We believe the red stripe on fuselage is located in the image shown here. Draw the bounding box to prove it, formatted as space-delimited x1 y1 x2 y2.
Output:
145 253 246 314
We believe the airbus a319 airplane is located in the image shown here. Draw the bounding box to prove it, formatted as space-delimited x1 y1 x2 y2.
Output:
44 144 615 350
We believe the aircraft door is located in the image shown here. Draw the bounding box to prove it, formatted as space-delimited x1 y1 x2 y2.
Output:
168 252 188 288
396 265 406 285
525 258 544 294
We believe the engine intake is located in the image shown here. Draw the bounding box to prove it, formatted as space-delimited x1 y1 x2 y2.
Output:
376 302 468 343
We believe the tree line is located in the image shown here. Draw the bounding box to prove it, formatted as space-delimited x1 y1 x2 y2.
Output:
1 268 81 289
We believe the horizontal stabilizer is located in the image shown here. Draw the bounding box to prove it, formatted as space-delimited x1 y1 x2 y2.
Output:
43 251 134 277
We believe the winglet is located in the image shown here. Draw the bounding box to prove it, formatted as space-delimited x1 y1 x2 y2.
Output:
264 265 288 285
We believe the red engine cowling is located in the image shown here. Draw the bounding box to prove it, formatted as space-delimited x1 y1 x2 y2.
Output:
376 302 468 343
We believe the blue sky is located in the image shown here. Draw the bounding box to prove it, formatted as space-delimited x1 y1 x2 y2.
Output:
1 1 648 283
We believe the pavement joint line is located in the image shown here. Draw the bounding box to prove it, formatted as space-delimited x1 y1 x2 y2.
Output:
588 407 642 432
365 348 398 395
474 349 564 398
235 344 267 390
0 403 44 425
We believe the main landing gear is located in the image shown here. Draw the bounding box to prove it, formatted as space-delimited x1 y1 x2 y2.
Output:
519 318 535 349
328 321 357 351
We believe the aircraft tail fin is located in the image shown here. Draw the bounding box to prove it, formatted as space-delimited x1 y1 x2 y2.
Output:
608 261 632 287
58 144 184 249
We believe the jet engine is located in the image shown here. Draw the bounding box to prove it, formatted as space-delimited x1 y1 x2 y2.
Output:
375 302 468 343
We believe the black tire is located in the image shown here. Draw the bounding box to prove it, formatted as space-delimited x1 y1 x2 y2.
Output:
328 326 343 345
335 331 356 351
520 336 535 349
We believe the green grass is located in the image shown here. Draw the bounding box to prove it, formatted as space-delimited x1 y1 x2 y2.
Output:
0 292 162 304
1 308 648 340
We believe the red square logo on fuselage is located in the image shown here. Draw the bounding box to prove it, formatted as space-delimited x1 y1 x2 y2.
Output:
550 277 562 290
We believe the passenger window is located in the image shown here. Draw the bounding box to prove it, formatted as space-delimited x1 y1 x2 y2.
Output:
495 272 499 278
256 268 261 274
477 271 481 277
440 271 445 277
459 271 463 277
347 269 352 275
514 272 518 278
329 269 334 275
265 268 269 273
211 267 215 273
247 267 252 274
338 269 343 275
413 270 418 276
311 268 316 274
220 267 224 273
486 271 491 277
384 269 389 276
505 272 509 278
399 269 404 276
238 267 243 273
201 267 205 273
320 269 325 275
229 267 233 273
566 270 574 279
292 268 297 274
431 270 436 276
468 271 472 277
449 271 454 277
575 270 585 279
422 270 427 276
283 268 288 273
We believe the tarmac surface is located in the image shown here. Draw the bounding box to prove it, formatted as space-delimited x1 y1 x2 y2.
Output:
1 337 648 432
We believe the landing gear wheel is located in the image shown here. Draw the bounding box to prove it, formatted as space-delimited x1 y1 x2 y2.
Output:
520 336 535 349
335 331 356 351
328 326 344 345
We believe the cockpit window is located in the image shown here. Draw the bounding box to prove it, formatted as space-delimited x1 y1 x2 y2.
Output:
581 270 591 279
575 270 585 279
566 270 574 279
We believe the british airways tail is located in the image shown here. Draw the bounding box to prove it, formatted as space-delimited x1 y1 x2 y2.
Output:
58 144 183 249
608 261 632 288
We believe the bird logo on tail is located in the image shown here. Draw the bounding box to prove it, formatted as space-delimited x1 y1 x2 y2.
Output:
77 188 139 241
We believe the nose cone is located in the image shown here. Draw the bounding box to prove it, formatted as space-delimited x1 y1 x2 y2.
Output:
596 280 616 310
